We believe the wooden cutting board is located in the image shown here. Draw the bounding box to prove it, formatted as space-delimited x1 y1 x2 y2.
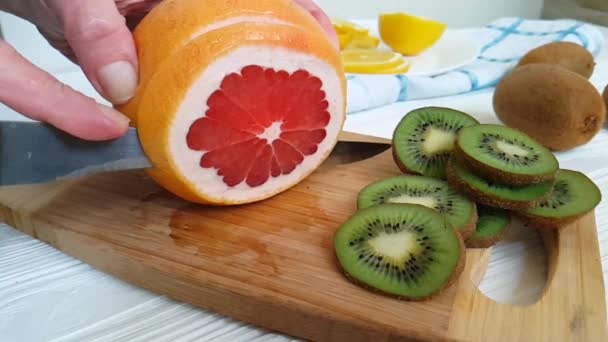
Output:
0 135 606 341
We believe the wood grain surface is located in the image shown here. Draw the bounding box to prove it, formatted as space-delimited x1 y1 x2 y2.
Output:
0 139 605 341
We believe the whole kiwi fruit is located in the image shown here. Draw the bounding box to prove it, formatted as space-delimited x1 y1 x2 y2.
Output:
604 85 608 109
493 64 606 151
517 41 595 79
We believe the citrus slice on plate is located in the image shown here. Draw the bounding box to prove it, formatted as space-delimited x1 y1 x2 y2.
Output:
376 61 411 74
379 12 447 56
342 49 409 74
333 18 380 51
344 34 380 50
115 0 346 205
332 18 369 36
338 31 354 50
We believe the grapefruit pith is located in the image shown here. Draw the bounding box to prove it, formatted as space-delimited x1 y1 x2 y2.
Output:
118 2 346 205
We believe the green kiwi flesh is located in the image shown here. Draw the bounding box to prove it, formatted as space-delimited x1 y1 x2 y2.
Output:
447 156 553 210
334 204 464 300
466 206 511 248
455 124 559 185
519 169 602 228
357 175 477 239
392 107 479 179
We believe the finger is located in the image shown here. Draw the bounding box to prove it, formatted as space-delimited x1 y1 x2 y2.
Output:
115 0 162 16
293 0 339 50
48 0 138 105
0 40 130 141
115 0 163 31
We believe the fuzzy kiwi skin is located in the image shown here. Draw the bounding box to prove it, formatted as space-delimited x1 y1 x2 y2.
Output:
465 229 507 248
604 85 608 111
391 145 417 175
358 169 479 240
453 141 556 186
515 211 590 230
446 157 551 211
458 205 478 241
335 220 466 302
517 42 595 79
333 204 467 301
493 64 606 151
465 216 511 248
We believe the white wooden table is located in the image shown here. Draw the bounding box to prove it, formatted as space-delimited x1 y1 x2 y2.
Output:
1 17 608 342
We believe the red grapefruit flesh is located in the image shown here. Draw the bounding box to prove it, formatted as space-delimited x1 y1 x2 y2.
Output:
186 65 330 188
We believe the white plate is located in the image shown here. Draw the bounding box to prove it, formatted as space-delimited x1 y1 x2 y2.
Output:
348 19 481 76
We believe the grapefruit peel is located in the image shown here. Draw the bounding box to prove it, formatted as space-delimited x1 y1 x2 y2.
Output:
116 0 346 205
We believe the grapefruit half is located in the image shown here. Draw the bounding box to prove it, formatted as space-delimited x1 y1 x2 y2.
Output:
116 0 346 205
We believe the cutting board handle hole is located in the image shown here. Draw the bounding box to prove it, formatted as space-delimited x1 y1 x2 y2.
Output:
476 219 549 306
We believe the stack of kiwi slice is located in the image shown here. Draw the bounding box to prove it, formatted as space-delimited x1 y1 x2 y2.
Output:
466 206 511 248
333 106 602 302
446 123 601 229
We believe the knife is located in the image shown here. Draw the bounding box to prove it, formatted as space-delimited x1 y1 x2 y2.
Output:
0 121 151 186
0 121 390 187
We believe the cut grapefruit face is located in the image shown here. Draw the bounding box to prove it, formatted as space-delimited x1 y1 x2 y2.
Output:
187 65 329 188
127 15 345 205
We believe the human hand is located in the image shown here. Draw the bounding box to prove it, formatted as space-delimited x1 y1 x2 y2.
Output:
293 0 339 49
0 0 337 141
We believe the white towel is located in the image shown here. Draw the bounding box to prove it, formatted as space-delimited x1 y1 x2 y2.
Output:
346 17 606 114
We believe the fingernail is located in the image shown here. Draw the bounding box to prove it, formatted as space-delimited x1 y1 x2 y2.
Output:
97 61 137 104
98 104 131 129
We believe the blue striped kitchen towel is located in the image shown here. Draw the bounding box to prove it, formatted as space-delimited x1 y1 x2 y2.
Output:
345 17 605 114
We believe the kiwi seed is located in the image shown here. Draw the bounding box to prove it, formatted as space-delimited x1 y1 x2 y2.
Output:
392 107 479 179
334 203 465 300
517 169 602 229
446 156 553 211
454 124 559 185
357 175 477 240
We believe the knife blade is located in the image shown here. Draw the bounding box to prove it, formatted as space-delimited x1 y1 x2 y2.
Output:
0 121 151 186
0 121 391 187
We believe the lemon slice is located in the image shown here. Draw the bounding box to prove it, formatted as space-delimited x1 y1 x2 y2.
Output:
333 18 380 50
342 49 408 74
345 34 380 50
379 13 447 56
376 61 410 74
337 31 353 50
332 18 369 35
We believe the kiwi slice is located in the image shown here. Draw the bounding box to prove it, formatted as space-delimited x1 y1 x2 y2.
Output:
447 156 553 210
357 175 477 239
466 206 511 248
334 203 464 300
454 124 559 185
392 107 480 179
518 169 602 229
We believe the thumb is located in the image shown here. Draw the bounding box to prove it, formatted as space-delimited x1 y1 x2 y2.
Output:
49 0 139 105
293 0 339 50
0 40 130 141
